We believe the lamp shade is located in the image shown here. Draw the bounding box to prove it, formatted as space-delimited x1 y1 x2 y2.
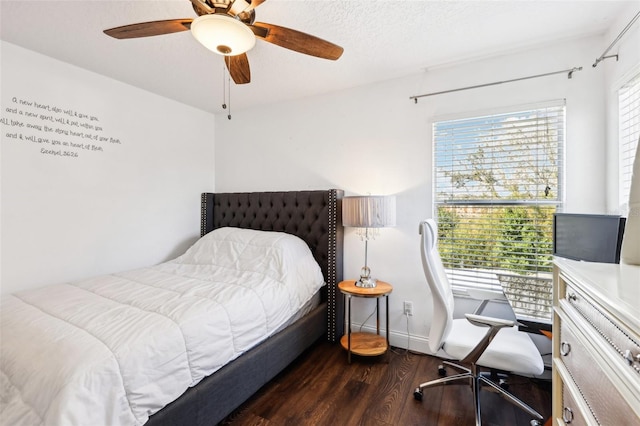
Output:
191 14 256 56
342 196 396 228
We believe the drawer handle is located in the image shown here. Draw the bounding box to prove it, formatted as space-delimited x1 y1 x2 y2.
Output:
563 407 574 423
560 341 571 356
624 349 640 365
567 292 577 302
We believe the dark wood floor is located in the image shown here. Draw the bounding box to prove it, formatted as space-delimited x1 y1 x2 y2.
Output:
220 339 552 426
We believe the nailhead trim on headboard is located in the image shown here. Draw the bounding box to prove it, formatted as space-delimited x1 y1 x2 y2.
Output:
200 192 208 238
327 190 337 342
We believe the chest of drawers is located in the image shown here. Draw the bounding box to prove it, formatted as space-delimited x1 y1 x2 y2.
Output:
552 258 640 425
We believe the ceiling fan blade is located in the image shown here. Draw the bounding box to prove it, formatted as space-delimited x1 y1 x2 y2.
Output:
252 22 343 60
225 54 251 84
104 19 193 39
189 0 214 15
244 0 267 12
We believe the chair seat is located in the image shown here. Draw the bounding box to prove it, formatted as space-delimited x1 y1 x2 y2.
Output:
443 318 544 376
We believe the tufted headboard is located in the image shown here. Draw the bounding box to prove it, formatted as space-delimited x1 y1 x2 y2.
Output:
200 189 344 341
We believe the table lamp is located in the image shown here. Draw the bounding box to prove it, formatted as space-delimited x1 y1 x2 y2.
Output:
342 195 396 287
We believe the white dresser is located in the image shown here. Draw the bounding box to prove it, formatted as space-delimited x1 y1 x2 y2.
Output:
552 258 640 425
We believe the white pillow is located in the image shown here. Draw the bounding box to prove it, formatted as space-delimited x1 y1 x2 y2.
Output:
173 227 326 302
621 140 640 265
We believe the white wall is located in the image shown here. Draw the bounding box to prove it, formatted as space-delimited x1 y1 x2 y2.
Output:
1 42 216 295
215 34 613 353
604 8 640 214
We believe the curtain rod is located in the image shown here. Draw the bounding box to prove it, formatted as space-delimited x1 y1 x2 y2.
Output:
410 67 582 103
593 10 640 68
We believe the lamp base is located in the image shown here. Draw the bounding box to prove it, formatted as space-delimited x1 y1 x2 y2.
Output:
355 277 377 288
355 265 377 288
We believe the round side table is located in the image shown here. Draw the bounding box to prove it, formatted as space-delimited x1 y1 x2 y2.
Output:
338 280 393 363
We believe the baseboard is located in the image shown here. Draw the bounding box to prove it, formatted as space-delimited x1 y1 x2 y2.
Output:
358 324 432 355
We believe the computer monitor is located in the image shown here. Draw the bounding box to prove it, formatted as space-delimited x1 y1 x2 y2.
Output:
553 213 626 264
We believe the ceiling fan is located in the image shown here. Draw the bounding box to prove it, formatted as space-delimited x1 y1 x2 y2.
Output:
103 0 344 85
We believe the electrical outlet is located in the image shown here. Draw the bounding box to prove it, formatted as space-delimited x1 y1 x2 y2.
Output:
404 301 413 316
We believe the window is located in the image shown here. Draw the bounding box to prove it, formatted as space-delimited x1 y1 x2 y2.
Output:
619 72 640 210
433 103 565 322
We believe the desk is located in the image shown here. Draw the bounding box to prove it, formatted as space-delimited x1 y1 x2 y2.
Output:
338 280 392 363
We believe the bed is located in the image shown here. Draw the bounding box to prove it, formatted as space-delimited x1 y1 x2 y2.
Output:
1 189 344 426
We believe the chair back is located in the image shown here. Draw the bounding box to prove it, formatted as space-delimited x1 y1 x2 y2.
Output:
420 219 455 353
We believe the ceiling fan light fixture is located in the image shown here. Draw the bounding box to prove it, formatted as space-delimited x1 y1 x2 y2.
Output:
191 14 256 56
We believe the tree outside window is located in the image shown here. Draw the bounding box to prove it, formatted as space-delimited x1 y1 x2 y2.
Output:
433 103 564 321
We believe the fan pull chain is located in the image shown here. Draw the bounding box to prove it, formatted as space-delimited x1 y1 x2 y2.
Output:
221 63 227 110
227 71 232 120
221 59 232 120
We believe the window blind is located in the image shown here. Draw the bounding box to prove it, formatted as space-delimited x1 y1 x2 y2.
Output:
433 104 565 321
619 72 640 209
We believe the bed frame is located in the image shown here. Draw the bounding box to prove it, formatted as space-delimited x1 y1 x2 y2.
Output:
146 189 344 425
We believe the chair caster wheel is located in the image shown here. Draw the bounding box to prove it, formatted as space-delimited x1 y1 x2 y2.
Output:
437 365 446 376
530 420 542 426
413 388 423 401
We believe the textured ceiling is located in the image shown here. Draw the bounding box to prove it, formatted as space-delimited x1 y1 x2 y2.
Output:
1 1 636 114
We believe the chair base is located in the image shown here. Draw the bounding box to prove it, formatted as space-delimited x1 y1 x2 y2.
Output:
413 361 543 426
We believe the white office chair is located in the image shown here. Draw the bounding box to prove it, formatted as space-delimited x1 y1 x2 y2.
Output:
413 219 544 426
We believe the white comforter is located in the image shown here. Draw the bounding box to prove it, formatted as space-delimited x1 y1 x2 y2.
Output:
0 227 325 425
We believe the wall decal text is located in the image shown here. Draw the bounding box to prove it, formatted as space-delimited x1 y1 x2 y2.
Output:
1 96 123 159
